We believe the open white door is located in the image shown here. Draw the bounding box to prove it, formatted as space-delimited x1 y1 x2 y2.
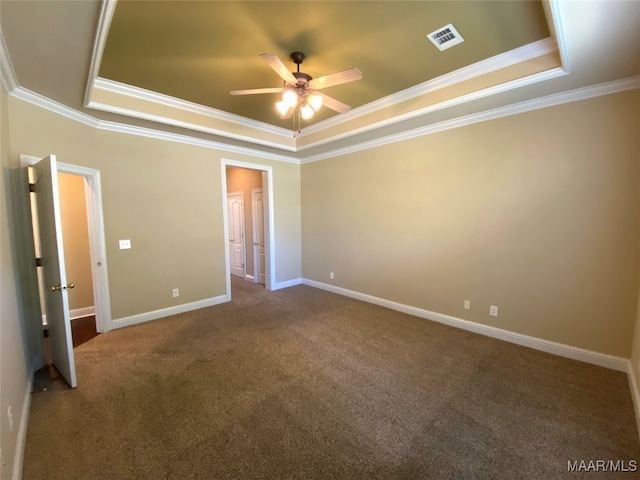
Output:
252 188 265 285
227 192 245 278
33 155 77 388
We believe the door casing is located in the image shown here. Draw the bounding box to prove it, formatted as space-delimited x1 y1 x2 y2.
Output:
221 159 275 296
21 155 112 334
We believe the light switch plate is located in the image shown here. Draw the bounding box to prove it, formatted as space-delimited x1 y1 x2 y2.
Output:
119 239 131 249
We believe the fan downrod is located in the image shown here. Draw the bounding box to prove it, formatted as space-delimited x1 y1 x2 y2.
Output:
290 52 311 82
290 51 306 66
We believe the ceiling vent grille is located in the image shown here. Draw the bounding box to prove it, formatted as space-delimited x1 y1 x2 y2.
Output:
427 23 464 51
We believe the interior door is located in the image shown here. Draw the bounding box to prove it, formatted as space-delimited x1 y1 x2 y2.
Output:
252 189 266 285
33 155 77 388
227 192 245 278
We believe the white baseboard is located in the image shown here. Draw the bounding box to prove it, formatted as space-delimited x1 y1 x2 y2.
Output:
245 274 255 282
70 306 95 320
628 362 640 443
13 359 39 480
42 305 96 325
271 277 302 291
301 278 628 372
110 294 229 330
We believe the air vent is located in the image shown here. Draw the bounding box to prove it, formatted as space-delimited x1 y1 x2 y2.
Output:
427 23 464 51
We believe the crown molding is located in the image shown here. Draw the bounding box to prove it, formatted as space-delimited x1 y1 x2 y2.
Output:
11 75 639 168
87 97 297 153
300 36 558 140
10 87 299 164
297 65 567 153
97 118 299 164
11 88 100 127
0 27 18 92
543 0 570 73
84 0 118 107
299 75 640 164
91 77 293 139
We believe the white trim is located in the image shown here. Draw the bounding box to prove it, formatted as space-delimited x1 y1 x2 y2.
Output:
111 294 229 330
10 87 299 164
628 362 640 443
300 37 557 140
92 77 292 139
12 88 99 128
302 278 629 372
300 75 640 164
221 159 276 293
543 0 570 73
96 118 299 164
10 73 640 167
83 0 118 107
70 306 96 320
12 366 34 480
0 27 18 92
271 278 302 291
87 98 297 153
297 66 566 152
245 274 255 282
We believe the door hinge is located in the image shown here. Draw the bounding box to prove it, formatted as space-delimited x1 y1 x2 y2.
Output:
29 183 35 193
35 258 42 267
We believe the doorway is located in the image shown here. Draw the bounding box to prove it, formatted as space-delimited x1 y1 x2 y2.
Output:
57 172 99 347
22 154 112 387
221 159 274 297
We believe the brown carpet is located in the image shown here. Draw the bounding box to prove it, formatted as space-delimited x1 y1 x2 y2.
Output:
23 277 639 479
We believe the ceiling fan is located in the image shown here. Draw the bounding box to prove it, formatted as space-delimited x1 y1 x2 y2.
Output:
230 52 362 121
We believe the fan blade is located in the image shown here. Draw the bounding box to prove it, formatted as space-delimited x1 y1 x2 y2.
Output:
280 105 295 120
309 68 362 90
230 87 284 96
260 53 297 84
319 93 351 114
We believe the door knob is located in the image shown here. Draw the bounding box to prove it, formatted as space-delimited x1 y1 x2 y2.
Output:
65 283 75 289
50 284 62 292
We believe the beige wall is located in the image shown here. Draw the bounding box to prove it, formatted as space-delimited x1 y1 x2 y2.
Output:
7 97 302 320
57 172 94 311
302 89 640 358
632 291 640 411
1 81 44 478
226 167 263 279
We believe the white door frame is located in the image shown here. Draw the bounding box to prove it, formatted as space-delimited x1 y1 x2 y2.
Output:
21 155 113 333
220 159 275 296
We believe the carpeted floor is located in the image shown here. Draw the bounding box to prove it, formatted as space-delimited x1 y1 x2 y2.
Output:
23 277 639 479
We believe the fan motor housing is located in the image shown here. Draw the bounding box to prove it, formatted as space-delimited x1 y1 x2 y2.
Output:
293 72 312 84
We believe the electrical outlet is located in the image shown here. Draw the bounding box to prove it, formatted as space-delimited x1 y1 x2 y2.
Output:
118 239 131 249
330 272 334 280
490 305 498 317
7 406 13 432
172 288 179 298
464 300 471 310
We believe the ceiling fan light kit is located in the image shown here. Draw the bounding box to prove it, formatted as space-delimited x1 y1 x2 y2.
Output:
230 51 362 126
